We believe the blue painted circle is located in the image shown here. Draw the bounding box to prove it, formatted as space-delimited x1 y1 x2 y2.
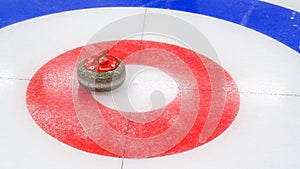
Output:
0 0 299 53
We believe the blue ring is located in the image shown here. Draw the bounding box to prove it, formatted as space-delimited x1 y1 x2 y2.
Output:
0 0 299 53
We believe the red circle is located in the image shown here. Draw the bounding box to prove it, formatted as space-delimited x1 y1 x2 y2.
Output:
26 40 240 158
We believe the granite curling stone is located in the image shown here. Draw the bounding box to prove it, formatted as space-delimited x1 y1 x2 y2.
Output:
77 49 126 91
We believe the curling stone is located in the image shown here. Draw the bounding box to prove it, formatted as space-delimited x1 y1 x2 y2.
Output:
77 49 126 91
